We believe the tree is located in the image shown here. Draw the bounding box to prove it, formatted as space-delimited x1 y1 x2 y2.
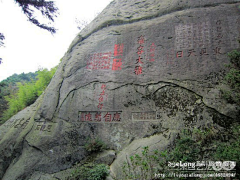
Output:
0 0 59 61
0 33 4 63
0 33 4 47
1 67 57 123
14 0 59 34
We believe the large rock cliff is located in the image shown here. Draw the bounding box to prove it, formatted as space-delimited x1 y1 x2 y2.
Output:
0 0 240 179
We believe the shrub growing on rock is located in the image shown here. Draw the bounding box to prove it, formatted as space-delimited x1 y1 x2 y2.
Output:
84 138 107 153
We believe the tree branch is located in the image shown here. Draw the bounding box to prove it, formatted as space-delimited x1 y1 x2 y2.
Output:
0 33 5 47
15 0 58 34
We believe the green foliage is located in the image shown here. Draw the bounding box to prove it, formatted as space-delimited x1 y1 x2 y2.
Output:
221 48 240 104
0 72 38 121
69 163 109 180
35 67 57 96
122 146 169 180
169 135 200 162
1 72 37 86
1 67 56 123
84 138 107 153
88 164 109 180
168 128 216 163
213 125 240 178
228 49 240 68
225 68 240 88
122 126 239 180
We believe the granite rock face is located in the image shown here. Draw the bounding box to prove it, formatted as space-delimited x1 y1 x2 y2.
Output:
1 0 240 179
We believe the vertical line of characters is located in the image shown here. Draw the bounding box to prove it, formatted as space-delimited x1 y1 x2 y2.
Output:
134 35 145 75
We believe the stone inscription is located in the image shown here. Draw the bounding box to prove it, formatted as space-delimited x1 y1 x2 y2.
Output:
173 19 226 60
86 43 124 71
97 84 107 109
132 111 160 121
35 121 53 132
84 17 239 74
227 16 240 48
212 19 224 56
11 118 30 129
79 111 122 122
86 52 112 70
164 19 230 66
147 43 156 62
113 43 124 70
81 15 240 84
134 35 145 75
175 21 211 50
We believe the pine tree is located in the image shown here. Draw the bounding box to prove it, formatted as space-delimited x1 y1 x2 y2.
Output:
14 0 59 34
0 0 58 61
0 33 4 47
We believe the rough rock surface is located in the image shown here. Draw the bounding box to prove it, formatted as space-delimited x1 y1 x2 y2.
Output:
1 0 240 179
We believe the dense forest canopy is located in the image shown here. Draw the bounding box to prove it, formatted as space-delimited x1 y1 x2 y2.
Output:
0 67 56 124
0 72 38 121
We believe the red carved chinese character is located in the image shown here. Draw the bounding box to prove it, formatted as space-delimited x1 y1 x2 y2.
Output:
104 112 112 122
134 66 143 75
86 62 90 69
85 113 92 121
80 113 85 121
95 112 102 122
150 43 156 52
98 103 103 109
188 49 196 57
100 90 105 96
200 48 209 56
92 64 97 70
101 84 106 89
97 53 101 59
138 35 145 44
176 51 183 58
149 52 155 61
137 45 144 55
114 44 124 56
99 96 104 102
112 58 122 70
112 112 121 121
103 52 111 59
136 56 143 64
